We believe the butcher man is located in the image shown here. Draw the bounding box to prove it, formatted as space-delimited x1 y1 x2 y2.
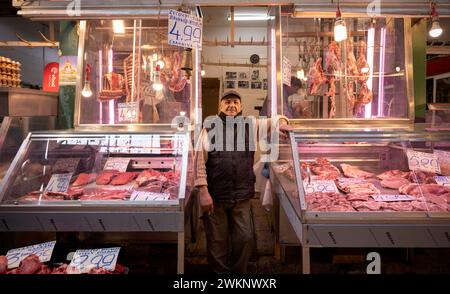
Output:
194 90 291 273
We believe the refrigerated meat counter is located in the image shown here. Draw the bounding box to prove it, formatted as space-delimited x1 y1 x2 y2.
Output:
270 126 450 273
0 129 193 273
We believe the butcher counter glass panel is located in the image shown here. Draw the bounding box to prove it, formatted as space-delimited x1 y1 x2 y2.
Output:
281 17 410 120
272 130 450 218
77 19 192 126
0 131 192 206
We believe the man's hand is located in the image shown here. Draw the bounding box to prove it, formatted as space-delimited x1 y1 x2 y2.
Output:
198 186 214 215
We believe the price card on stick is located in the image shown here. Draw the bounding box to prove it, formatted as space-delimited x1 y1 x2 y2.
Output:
282 56 292 86
168 9 202 49
303 180 338 194
45 173 73 193
103 158 130 172
406 149 441 174
118 102 138 123
67 247 120 274
6 241 56 269
434 176 450 187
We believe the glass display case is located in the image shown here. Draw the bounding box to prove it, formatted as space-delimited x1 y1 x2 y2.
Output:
0 129 192 271
270 128 450 273
280 16 413 123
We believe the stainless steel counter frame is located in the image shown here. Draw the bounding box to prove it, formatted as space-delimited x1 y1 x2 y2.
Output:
0 130 191 273
271 129 450 274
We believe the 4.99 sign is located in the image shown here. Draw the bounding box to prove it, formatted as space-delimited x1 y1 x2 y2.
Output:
168 9 202 49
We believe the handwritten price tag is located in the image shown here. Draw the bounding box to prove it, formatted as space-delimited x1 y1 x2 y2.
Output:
168 9 202 49
303 180 338 194
45 173 73 193
67 247 120 274
434 176 450 187
406 149 441 174
282 56 292 86
372 194 416 202
130 191 170 201
6 241 56 269
118 102 138 123
103 158 130 172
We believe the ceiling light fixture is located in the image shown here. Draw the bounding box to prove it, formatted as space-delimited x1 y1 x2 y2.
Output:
429 2 443 38
333 1 347 42
227 14 274 21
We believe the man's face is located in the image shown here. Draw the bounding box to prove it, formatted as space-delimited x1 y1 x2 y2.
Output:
220 97 242 116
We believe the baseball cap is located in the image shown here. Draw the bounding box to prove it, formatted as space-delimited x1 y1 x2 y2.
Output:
221 90 241 101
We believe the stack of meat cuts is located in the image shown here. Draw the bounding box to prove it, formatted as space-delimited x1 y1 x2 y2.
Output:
305 192 355 212
0 254 126 274
336 180 380 201
341 163 374 179
309 158 340 180
399 183 450 212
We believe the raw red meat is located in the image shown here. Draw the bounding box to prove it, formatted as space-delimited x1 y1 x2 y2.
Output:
408 171 436 184
351 200 382 211
0 255 7 274
387 202 413 212
135 169 167 187
411 201 428 211
380 177 410 189
72 173 97 187
36 265 52 274
111 172 139 185
78 189 129 201
340 163 374 179
51 264 68 274
307 58 326 95
18 254 41 274
377 170 409 180
96 170 119 185
347 193 369 201
310 158 340 180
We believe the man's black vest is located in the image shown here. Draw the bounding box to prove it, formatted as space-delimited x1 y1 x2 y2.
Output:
205 113 255 203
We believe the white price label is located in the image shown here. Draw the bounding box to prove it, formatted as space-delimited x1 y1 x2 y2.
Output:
168 9 202 49
67 247 120 274
130 191 170 201
45 173 73 193
6 241 56 269
372 194 416 202
303 180 338 194
103 158 130 172
406 149 441 174
118 102 138 122
434 176 450 187
282 56 291 86
337 177 367 184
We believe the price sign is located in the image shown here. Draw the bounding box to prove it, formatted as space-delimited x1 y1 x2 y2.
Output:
45 173 73 193
6 241 56 269
103 157 130 172
67 247 120 274
406 149 441 174
130 191 170 201
434 176 450 187
434 150 450 176
168 9 202 49
372 194 416 202
118 102 138 122
282 56 292 86
53 158 80 173
303 180 338 194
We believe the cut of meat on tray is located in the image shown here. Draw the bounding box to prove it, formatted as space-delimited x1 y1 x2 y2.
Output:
96 170 119 185
78 189 129 201
17 254 41 274
377 170 409 180
135 169 167 187
411 201 428 211
351 200 382 211
51 264 68 274
0 255 7 274
387 202 413 212
111 172 139 185
407 171 437 184
347 193 370 201
310 158 340 180
36 265 52 274
72 173 97 187
336 182 380 195
340 163 374 179
380 177 411 189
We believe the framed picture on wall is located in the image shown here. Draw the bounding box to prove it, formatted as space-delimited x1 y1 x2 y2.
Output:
251 70 259 81
251 81 262 89
225 72 237 80
238 72 248 79
238 81 249 89
225 80 236 89
263 79 268 90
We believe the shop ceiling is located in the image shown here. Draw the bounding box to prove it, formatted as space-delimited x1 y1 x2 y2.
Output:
13 0 450 20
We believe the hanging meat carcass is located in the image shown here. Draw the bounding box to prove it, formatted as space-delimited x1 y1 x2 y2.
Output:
307 57 326 95
356 41 370 83
354 83 373 116
124 53 140 103
346 81 356 113
98 72 125 101
346 40 359 78
160 51 187 93
325 41 341 75
327 77 336 118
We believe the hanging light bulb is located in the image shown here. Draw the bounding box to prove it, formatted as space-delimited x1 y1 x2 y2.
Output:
181 48 193 79
112 20 125 34
429 2 443 38
201 69 206 77
156 59 165 70
334 4 347 42
152 64 163 91
81 64 92 98
152 53 158 60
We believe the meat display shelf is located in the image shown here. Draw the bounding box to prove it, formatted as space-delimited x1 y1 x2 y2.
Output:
0 129 193 273
270 126 450 274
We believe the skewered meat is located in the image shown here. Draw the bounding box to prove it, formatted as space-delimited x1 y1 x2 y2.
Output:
307 58 326 95
110 172 139 186
309 158 341 180
72 173 97 187
0 255 7 274
98 72 125 101
124 54 139 103
356 41 370 83
340 163 374 179
380 177 411 189
96 170 119 185
377 170 410 180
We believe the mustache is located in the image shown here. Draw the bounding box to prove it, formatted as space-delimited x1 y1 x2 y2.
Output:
226 107 237 111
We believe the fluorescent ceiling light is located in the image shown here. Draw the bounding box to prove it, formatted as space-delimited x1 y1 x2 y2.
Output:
112 20 125 34
227 14 274 21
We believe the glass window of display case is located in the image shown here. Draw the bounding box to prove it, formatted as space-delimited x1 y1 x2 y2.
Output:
281 17 411 121
0 131 193 205
77 19 192 126
272 131 450 217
